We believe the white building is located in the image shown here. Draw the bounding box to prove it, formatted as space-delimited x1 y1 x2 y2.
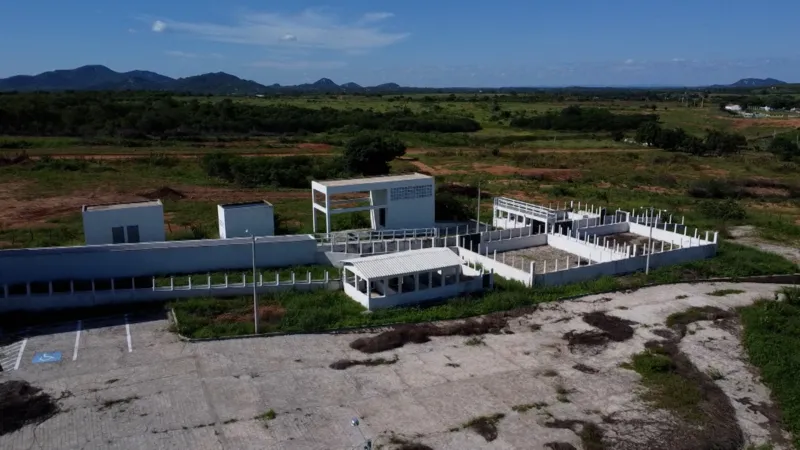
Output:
311 173 435 235
341 247 487 310
82 200 165 245
218 201 275 238
724 104 742 112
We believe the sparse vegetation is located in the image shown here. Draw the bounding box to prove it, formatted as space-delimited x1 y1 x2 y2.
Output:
740 288 800 449
257 409 276 422
666 306 734 337
460 413 505 442
512 402 548 413
707 289 746 297
329 355 399 370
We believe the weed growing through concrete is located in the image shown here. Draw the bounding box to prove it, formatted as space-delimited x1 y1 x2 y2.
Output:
675 295 689 299
545 443 578 450
0 381 60 436
573 363 599 374
387 435 434 450
329 355 399 370
707 367 725 380
542 369 559 377
512 402 548 413
460 413 505 442
666 306 733 337
708 289 746 297
256 408 276 426
464 336 485 346
579 422 607 450
98 395 139 412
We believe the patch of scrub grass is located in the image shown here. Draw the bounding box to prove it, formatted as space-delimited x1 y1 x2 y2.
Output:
626 346 704 422
665 306 733 337
512 402 548 413
707 367 725 381
740 287 800 449
464 336 486 346
257 409 276 421
707 289 746 297
461 413 505 442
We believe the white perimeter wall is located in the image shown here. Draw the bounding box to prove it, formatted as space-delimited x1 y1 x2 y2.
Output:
83 204 165 245
547 233 628 263
628 222 714 247
0 236 318 284
458 247 532 286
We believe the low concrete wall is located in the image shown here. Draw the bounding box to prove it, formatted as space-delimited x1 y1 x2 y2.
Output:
547 233 627 263
346 275 486 310
482 234 548 254
628 222 715 247
458 247 532 286
0 279 343 313
576 222 629 239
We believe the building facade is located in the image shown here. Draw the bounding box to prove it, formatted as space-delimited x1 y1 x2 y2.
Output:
82 200 165 245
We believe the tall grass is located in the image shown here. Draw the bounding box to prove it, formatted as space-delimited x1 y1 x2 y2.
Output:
740 287 800 449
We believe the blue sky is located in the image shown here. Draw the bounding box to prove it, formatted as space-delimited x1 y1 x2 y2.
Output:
1 0 798 87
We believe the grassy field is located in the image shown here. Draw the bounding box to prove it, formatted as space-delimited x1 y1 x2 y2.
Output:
741 287 800 449
1 94 799 250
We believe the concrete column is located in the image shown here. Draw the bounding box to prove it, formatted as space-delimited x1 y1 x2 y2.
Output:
259 273 263 287
71 280 75 294
276 273 281 285
311 189 317 233
554 259 559 271
661 241 664 252
543 260 547 273
324 192 331 235
291 272 296 284
713 231 718 243
705 231 709 242
242 273 246 286
325 271 329 283
188 276 192 289
398 277 403 293
170 277 174 289
428 272 433 289
224 274 228 287
455 270 460 284
566 256 570 269
633 244 637 256
308 272 312 283
414 273 419 291
529 262 535 274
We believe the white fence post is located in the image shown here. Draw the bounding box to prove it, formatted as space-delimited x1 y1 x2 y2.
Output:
151 277 155 292
291 272 296 284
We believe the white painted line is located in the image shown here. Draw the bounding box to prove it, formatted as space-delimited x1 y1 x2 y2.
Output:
125 315 132 352
73 320 82 361
14 338 27 371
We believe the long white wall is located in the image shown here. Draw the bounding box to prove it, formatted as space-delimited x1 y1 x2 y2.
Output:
628 222 716 247
0 236 318 284
547 233 628 263
0 274 342 313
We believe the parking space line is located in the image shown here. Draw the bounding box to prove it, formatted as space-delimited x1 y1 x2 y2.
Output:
73 320 82 361
14 337 27 370
125 315 132 352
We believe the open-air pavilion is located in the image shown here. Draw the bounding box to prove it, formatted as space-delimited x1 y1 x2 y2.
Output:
341 248 488 310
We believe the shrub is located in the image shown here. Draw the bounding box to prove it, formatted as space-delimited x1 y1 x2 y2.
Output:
698 199 747 221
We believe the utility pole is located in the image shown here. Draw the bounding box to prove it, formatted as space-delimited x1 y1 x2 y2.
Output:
247 230 258 334
476 181 482 233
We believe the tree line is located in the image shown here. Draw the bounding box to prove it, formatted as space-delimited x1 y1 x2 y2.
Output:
0 92 481 137
200 133 408 188
509 105 658 132
634 122 749 156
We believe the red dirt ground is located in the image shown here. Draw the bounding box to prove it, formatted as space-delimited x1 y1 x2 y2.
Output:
0 184 311 229
726 117 800 130
474 164 581 180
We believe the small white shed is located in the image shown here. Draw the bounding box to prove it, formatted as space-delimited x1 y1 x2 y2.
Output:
82 200 166 245
218 201 275 238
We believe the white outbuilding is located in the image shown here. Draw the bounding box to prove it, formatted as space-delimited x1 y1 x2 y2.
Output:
311 173 436 234
217 201 275 238
82 200 166 245
341 247 488 310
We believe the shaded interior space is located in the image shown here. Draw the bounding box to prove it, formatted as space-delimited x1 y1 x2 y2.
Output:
493 245 586 273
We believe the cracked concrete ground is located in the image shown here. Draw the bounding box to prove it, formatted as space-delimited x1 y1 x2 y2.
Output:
0 282 792 449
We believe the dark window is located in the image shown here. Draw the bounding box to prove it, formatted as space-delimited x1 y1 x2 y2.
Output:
379 208 386 227
111 226 125 244
126 225 140 243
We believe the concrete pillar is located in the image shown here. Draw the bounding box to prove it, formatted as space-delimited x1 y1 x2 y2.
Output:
242 273 246 286
661 241 664 252
308 272 312 283
530 262 535 274
324 193 331 235
502 253 506 264
311 189 317 233
92 280 96 294
398 277 403 293
694 229 698 239
259 273 263 287
276 273 280 285
705 231 709 242
555 259 559 271
170 277 174 289
543 260 547 273
493 249 497 260
188 276 192 289
291 272 296 284
713 231 718 243
71 280 75 294
415 273 420 291
224 274 228 287
633 244 637 256
325 271 329 283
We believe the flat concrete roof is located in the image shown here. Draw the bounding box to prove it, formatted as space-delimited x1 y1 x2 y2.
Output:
313 173 432 188
83 200 163 212
342 247 463 280
219 200 273 209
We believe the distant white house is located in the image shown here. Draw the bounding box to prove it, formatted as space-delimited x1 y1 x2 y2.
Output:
724 104 742 112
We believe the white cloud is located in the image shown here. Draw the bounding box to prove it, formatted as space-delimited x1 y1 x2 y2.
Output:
152 20 167 32
672 57 685 62
128 28 137 34
360 12 394 23
248 59 346 70
165 50 223 59
151 9 407 52
624 58 635 65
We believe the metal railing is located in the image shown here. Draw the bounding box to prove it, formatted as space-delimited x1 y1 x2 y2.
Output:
494 197 568 222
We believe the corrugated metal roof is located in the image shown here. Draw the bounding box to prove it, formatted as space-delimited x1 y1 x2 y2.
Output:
342 248 463 280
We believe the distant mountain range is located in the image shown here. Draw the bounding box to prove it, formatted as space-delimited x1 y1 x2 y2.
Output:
0 65 405 94
0 65 791 94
